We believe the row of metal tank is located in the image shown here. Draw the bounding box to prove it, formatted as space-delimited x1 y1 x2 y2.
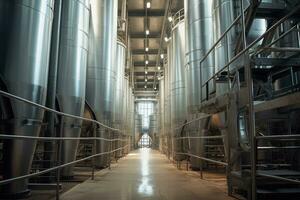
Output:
158 0 294 162
0 0 134 197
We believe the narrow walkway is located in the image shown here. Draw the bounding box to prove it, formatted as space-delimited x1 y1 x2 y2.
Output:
60 149 233 200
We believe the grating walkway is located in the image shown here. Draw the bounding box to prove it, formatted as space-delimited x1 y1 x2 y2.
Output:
59 149 233 200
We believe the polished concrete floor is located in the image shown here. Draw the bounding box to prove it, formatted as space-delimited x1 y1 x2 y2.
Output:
59 149 234 200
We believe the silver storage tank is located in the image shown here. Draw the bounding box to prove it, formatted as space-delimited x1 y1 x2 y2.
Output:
213 0 236 96
149 114 158 149
0 0 54 196
159 78 165 151
135 114 143 147
115 41 126 157
115 41 126 129
169 15 187 160
87 0 118 168
185 0 214 111
164 49 172 157
57 0 90 178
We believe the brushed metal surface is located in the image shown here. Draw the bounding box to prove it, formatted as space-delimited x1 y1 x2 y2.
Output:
213 0 236 96
185 0 214 113
169 20 187 160
56 0 90 177
0 0 54 195
87 0 118 167
115 41 126 129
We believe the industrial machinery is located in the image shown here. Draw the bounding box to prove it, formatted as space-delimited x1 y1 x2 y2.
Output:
158 0 300 199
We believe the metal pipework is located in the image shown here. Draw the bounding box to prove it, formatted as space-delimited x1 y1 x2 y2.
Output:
87 0 118 168
0 0 54 197
56 0 90 178
185 0 214 112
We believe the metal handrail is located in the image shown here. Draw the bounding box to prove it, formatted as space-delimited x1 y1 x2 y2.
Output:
0 145 128 186
175 152 228 166
175 135 224 140
0 90 122 132
0 89 131 188
0 134 127 142
201 3 300 89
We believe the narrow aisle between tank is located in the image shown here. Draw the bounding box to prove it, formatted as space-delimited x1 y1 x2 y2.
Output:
59 149 233 200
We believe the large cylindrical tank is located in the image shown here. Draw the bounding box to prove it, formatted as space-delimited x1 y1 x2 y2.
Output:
169 14 187 160
115 41 126 128
87 0 118 168
213 0 237 95
135 114 143 146
185 0 214 112
149 114 158 148
57 0 90 178
164 50 172 156
0 0 54 196
159 78 165 151
115 41 126 156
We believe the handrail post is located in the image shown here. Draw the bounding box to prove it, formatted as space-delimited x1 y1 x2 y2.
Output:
56 118 64 200
91 124 96 180
108 130 112 170
200 159 203 179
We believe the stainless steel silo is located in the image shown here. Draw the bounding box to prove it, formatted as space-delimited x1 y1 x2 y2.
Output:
0 0 54 196
213 0 236 96
87 0 118 168
115 41 126 129
185 0 214 112
159 78 165 151
115 41 126 157
56 0 90 178
164 49 172 157
135 114 143 147
169 16 187 160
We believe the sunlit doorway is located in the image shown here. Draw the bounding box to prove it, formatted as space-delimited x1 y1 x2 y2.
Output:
138 134 152 148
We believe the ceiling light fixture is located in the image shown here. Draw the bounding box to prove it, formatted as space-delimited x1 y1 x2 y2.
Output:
145 47 149 52
160 54 164 59
158 66 161 70
145 71 148 74
145 29 150 35
168 16 173 22
164 36 169 42
145 78 148 82
144 85 147 89
146 2 151 8
145 60 149 65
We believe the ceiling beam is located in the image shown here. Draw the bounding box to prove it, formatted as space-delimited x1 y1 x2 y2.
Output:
127 9 164 17
130 32 160 39
131 49 166 55
134 61 157 66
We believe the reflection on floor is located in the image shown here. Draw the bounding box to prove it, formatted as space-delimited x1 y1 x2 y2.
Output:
58 148 233 200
